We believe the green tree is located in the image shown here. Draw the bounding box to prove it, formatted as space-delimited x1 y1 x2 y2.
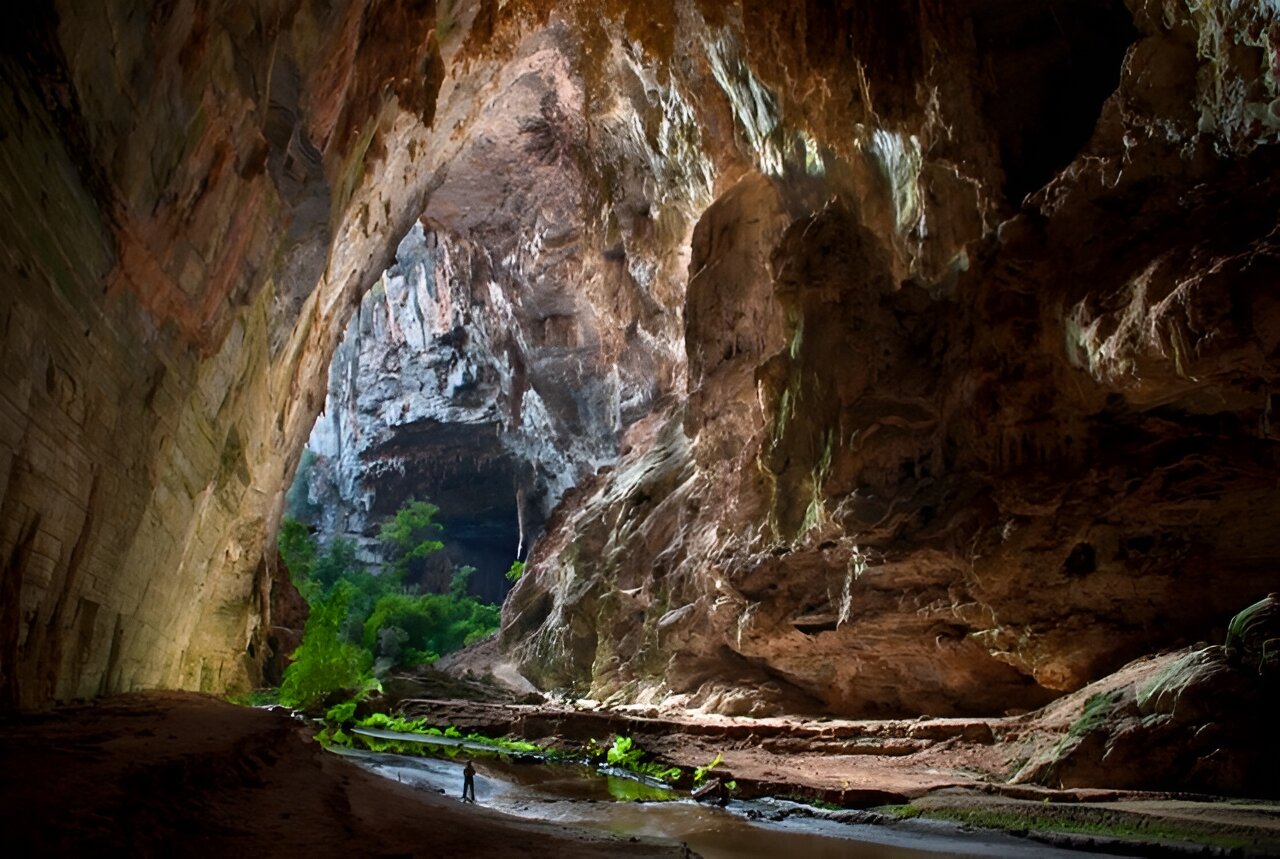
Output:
505 560 526 582
378 499 445 582
279 581 373 710
450 565 475 599
278 518 315 581
362 591 500 668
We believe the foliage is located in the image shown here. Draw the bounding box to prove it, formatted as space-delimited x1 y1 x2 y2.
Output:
378 498 445 582
693 752 724 785
606 734 643 768
603 735 682 783
450 565 475 599
278 518 316 582
277 498 500 708
505 560 526 583
347 714 552 757
357 711 428 733
1069 689 1124 738
325 697 361 726
361 591 500 668
279 582 373 710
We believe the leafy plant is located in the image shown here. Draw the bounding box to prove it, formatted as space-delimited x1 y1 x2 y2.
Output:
356 712 428 733
378 498 445 583
450 565 475 599
607 735 643 768
278 518 316 581
603 735 682 783
279 582 374 710
505 560 526 583
361 591 499 668
694 752 724 785
276 499 499 707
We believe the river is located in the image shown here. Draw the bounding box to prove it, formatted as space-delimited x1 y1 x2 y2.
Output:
336 739 1134 858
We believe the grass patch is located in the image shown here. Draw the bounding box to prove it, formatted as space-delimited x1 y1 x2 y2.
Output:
1068 689 1125 737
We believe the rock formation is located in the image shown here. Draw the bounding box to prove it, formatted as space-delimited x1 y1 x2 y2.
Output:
2 0 1279 733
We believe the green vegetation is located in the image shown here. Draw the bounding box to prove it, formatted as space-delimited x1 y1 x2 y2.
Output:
328 711 553 758
279 583 375 710
693 751 724 785
1069 689 1124 737
319 708 690 801
505 560 526 582
600 735 682 783
378 498 445 582
361 590 499 668
275 498 501 711
878 804 1250 850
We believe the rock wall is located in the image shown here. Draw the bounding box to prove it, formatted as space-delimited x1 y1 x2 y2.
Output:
296 12 715 602
3 0 1278 717
501 0 1280 717
0 0 452 706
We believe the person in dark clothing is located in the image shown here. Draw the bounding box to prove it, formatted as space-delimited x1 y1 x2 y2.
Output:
462 760 476 803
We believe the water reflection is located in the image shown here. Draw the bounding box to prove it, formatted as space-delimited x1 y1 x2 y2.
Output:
339 748 1123 858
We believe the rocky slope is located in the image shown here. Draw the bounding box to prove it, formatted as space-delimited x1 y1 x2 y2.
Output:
2 0 1279 732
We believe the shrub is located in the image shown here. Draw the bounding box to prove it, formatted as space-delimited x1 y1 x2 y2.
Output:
278 518 315 580
378 498 445 583
505 560 526 583
362 591 500 668
279 582 373 710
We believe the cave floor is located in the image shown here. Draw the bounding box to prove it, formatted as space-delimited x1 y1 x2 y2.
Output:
391 693 1280 857
4 690 1278 858
0 692 680 857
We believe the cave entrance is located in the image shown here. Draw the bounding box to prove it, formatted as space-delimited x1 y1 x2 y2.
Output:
280 21 675 609
286 224 552 606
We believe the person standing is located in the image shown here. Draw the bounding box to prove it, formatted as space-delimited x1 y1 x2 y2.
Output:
462 760 476 803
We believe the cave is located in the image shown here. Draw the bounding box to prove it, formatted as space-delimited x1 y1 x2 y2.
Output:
4 0 1280 855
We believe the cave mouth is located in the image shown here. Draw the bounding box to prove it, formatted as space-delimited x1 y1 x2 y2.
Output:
288 222 561 607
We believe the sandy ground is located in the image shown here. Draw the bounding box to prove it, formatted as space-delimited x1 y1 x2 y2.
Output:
0 692 681 858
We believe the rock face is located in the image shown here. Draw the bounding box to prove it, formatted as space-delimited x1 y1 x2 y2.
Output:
501 0 1280 717
1009 645 1280 797
0 0 450 705
3 0 1280 727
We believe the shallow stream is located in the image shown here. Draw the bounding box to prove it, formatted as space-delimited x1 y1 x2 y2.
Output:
336 732 1132 858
